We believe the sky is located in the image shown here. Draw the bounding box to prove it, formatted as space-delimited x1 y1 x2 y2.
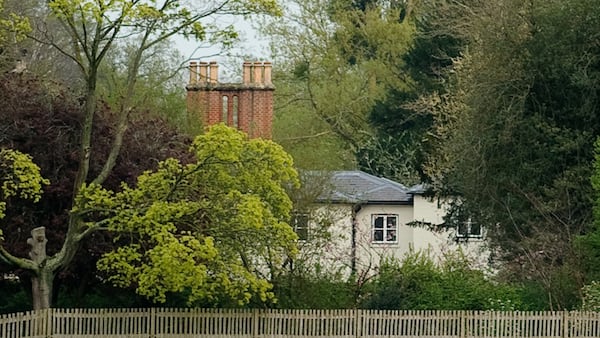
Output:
174 16 271 82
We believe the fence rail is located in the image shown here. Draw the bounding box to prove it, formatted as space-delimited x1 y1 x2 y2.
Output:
2 308 600 338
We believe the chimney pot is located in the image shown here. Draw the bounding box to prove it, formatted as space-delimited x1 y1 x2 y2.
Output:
199 61 209 84
253 61 263 84
189 61 198 84
243 61 252 85
263 62 273 86
209 61 218 84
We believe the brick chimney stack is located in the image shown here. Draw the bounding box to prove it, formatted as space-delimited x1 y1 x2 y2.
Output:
186 61 274 139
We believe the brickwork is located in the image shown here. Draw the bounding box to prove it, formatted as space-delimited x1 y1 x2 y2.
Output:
186 61 274 139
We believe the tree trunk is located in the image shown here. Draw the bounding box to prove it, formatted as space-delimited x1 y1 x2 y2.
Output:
28 227 53 309
31 268 54 310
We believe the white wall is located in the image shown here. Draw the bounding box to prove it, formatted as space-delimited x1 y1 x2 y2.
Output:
353 204 414 273
296 204 354 275
300 199 491 277
412 195 448 225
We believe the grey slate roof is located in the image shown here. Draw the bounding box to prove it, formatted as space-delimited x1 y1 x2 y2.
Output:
317 171 413 204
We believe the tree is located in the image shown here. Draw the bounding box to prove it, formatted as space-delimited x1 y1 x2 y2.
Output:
0 0 30 71
576 138 600 308
0 149 48 225
357 0 464 184
361 251 524 310
80 124 299 306
422 0 600 309
263 0 415 173
0 0 282 309
0 149 49 309
0 72 195 309
271 68 356 170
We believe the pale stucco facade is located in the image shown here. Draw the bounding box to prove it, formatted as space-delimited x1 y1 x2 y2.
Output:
297 171 490 276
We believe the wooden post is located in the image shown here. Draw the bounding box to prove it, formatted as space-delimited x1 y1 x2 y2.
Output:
252 308 259 338
460 311 466 338
149 308 156 338
354 309 361 338
562 310 568 338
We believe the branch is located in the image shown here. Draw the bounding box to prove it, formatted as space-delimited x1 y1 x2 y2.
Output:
75 219 111 242
0 245 37 271
278 131 333 141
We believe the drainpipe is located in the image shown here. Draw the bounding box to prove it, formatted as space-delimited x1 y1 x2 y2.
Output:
351 203 363 276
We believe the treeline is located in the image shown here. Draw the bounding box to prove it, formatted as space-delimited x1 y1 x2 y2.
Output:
266 0 600 311
1 0 600 313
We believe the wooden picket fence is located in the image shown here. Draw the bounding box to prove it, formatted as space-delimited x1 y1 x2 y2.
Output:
2 308 600 337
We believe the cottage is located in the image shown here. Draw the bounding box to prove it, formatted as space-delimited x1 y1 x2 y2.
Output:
292 171 489 276
185 62 489 275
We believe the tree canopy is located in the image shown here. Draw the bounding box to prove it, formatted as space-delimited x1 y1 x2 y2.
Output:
264 0 416 175
73 124 299 306
0 0 284 309
419 0 600 309
0 149 48 233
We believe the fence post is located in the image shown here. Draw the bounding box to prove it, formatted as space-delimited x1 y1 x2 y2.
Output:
562 311 568 338
45 308 52 338
354 309 361 338
460 311 466 338
149 308 156 338
252 308 259 338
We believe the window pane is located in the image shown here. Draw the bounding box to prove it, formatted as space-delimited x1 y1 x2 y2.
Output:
387 230 396 242
374 216 384 228
458 223 468 236
293 213 309 241
374 230 384 242
386 216 397 229
296 227 308 241
470 223 482 237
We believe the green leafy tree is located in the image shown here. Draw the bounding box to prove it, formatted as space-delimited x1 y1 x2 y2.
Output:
0 0 282 309
271 67 356 170
361 251 524 310
0 0 28 42
96 39 192 133
263 0 415 172
75 125 299 306
358 0 464 184
0 149 48 229
577 138 600 310
0 0 30 71
422 0 600 309
0 72 193 309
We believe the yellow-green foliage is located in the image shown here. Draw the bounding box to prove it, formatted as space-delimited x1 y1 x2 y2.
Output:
0 149 49 238
47 0 280 46
0 0 30 45
76 125 299 306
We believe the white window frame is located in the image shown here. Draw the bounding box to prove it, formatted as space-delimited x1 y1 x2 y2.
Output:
456 218 483 240
372 214 398 244
292 212 310 241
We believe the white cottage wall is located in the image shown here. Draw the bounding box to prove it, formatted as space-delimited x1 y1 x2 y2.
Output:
353 204 414 273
